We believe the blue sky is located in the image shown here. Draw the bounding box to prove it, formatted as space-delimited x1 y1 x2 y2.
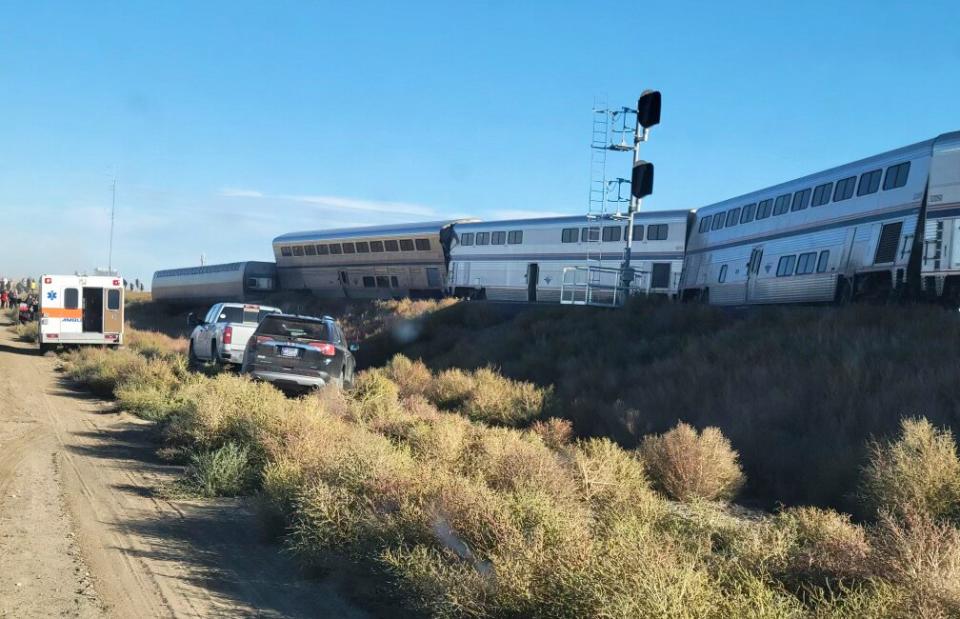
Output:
1 1 958 284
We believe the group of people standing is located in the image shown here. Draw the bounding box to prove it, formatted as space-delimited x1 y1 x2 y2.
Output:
1 276 39 322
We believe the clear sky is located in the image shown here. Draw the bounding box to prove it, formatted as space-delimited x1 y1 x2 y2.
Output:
1 1 958 285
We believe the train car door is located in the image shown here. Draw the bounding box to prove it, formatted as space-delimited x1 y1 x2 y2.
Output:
745 247 763 302
527 263 539 302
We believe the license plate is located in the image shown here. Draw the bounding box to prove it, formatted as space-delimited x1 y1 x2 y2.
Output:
280 347 299 358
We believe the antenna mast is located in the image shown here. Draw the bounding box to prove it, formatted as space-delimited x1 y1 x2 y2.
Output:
108 171 118 273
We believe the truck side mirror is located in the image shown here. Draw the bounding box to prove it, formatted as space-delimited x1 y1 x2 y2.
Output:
187 312 199 327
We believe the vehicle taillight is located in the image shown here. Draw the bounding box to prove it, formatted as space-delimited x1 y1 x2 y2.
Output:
112 279 120 286
307 342 336 356
223 326 233 345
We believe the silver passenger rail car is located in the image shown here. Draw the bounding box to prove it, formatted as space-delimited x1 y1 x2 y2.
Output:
681 131 960 305
272 220 470 299
151 261 277 304
447 211 693 302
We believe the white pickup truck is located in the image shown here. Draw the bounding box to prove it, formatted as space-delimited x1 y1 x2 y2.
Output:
187 302 282 367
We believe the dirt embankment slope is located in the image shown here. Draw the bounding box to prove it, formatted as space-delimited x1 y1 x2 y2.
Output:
0 323 367 618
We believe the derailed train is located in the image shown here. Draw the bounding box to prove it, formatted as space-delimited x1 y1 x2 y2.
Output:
154 130 960 306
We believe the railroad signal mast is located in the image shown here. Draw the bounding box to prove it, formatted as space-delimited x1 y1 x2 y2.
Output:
621 90 661 294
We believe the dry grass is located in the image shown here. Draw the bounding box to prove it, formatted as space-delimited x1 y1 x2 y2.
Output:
641 422 746 502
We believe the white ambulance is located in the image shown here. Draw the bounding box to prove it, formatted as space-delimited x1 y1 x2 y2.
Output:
38 274 125 352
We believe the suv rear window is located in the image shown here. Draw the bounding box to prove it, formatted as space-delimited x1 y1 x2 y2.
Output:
258 316 329 341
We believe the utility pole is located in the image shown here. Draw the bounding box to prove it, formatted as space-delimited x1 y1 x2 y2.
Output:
620 90 661 295
108 171 118 274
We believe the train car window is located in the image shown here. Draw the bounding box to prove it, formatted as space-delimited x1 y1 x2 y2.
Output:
292 245 305 256
776 255 796 277
384 240 399 251
602 227 621 242
812 182 833 206
698 215 711 233
883 162 911 190
317 244 329 255
581 227 600 242
415 238 431 250
370 240 384 252
791 188 811 211
304 244 317 256
508 230 523 244
476 232 490 245
711 213 725 231
342 242 356 254
390 276 400 287
459 233 474 246
280 246 292 257
858 169 882 196
816 250 830 273
773 193 791 216
356 241 370 253
833 176 856 202
399 239 415 251
632 225 644 241
329 243 343 254
561 228 577 243
376 276 389 287
726 208 741 227
718 264 728 283
362 276 376 288
795 252 817 275
491 231 506 245
648 224 668 240
756 199 773 219
740 203 757 223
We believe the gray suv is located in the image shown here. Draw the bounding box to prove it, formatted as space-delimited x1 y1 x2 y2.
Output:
241 313 357 391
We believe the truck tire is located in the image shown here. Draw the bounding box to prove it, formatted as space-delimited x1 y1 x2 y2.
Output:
188 342 201 369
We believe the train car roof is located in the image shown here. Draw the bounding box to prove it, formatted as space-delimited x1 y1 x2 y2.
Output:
153 261 275 279
273 219 474 244
693 132 959 218
452 210 693 230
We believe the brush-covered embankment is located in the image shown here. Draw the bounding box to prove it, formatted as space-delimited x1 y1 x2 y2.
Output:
57 321 960 618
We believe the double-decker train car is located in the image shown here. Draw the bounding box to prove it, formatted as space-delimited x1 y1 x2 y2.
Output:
680 131 960 305
272 221 469 299
151 261 277 304
447 211 693 302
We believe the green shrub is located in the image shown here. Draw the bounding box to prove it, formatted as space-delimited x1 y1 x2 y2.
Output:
641 423 745 503
870 510 960 616
772 506 871 589
383 355 433 399
14 321 38 343
860 417 960 522
184 442 255 497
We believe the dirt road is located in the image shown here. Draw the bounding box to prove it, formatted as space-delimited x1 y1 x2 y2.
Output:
0 322 368 618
